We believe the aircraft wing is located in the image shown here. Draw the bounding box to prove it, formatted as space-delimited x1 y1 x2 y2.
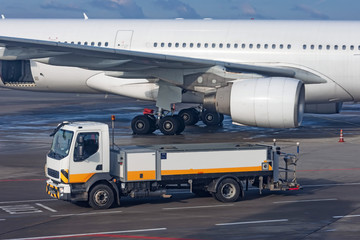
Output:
0 36 326 85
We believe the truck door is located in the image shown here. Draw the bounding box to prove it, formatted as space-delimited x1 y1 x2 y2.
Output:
69 131 103 183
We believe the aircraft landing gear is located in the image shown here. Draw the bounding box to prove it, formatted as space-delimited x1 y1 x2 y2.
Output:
131 114 156 135
131 108 185 135
201 110 224 126
178 108 200 126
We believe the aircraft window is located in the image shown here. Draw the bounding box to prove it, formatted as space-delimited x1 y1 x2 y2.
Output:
190 43 194 48
153 42 157 47
161 43 165 47
234 43 238 48
334 45 338 50
78 41 81 45
182 43 186 48
279 44 284 49
97 42 101 47
212 43 216 48
318 45 322 50
219 43 223 48
197 43 201 48
175 42 179 48
84 42 88 46
303 44 307 50
249 44 253 49
358 45 360 50
256 44 260 49
342 45 346 50
168 43 172 47
242 44 246 49
227 43 231 48
105 42 109 47
91 42 95 46
287 44 291 49
350 45 354 50
71 41 74 44
264 44 268 49
310 45 314 50
326 45 330 50
272 44 276 49
204 43 208 48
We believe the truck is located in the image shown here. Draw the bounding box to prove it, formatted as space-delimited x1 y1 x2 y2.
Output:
45 121 300 209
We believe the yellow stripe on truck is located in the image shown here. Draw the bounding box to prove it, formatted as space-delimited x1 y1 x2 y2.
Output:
69 173 95 183
127 170 156 181
161 166 263 176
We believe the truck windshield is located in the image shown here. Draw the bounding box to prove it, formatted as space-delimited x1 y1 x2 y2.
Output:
48 129 74 160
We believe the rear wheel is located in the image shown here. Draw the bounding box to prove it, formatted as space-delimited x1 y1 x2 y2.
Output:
214 178 240 203
89 184 115 210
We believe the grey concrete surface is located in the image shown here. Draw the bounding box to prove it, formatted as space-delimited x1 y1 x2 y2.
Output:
1 88 360 239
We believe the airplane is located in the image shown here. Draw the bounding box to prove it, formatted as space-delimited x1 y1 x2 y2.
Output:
0 19 357 135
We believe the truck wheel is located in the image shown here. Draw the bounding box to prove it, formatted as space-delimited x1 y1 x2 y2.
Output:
89 184 115 210
214 178 240 202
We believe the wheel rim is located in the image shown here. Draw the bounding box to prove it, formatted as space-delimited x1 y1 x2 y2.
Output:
206 114 214 122
221 183 236 199
135 121 145 130
164 121 174 131
94 189 109 206
182 113 190 121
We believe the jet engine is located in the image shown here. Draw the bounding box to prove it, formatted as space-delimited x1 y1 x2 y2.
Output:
204 77 305 128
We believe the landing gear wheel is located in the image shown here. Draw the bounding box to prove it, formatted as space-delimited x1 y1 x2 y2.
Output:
159 116 180 135
131 115 152 135
179 108 199 126
201 110 223 126
89 184 114 209
214 178 240 203
173 115 185 134
146 115 157 133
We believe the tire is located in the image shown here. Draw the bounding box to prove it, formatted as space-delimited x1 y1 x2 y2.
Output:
146 115 157 133
179 108 199 126
201 110 221 126
159 116 180 135
131 115 151 134
89 184 115 210
173 115 185 134
214 178 240 203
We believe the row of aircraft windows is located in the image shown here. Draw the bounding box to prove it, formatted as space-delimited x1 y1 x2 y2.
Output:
63 41 109 47
153 42 360 51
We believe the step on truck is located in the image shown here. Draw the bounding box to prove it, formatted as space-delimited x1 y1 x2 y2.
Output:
45 121 300 209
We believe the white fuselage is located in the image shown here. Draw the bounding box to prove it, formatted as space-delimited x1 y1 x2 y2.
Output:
0 19 359 104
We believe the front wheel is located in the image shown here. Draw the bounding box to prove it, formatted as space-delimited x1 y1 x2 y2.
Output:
214 178 241 203
89 184 115 209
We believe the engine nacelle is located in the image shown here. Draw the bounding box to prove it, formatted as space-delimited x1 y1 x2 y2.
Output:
204 77 305 128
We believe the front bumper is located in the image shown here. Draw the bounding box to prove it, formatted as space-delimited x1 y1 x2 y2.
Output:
46 179 71 201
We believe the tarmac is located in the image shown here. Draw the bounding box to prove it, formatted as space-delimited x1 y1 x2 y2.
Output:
1 88 360 239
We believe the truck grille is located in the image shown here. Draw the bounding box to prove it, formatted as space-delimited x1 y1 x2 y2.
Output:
48 168 59 179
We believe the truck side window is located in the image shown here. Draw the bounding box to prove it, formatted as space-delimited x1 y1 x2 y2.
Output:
74 132 99 162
